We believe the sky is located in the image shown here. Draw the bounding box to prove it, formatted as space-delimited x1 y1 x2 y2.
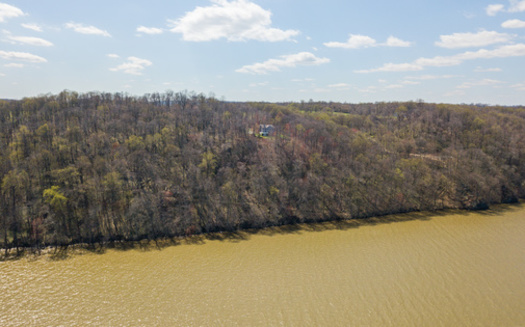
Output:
1 0 525 105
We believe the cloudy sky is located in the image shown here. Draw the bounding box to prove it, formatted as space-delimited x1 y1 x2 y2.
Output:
1 0 525 105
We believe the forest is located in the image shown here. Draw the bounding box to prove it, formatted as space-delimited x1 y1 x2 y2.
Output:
1 90 524 251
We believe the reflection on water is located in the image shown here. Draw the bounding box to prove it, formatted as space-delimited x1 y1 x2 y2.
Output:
1 205 525 326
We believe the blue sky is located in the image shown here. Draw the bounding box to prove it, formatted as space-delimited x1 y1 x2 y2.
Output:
1 0 525 105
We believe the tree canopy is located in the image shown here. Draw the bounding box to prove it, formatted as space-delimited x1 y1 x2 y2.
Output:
1 91 524 250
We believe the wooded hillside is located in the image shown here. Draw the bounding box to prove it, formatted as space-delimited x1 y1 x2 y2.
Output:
1 90 524 250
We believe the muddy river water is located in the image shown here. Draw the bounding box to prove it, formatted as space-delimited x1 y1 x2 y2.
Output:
1 205 524 326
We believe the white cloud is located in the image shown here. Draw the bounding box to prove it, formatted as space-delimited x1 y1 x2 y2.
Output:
414 56 463 67
401 80 420 85
107 53 120 59
457 43 525 60
327 83 352 91
385 36 412 47
385 84 403 89
435 30 512 48
509 0 525 12
325 34 412 49
324 34 377 49
248 81 268 87
21 23 42 32
405 75 458 80
0 3 24 22
109 56 152 75
357 43 525 73
298 86 330 93
65 22 111 37
357 86 378 93
136 26 163 35
291 78 314 82
502 19 525 28
4 63 24 68
457 78 504 89
0 50 46 63
169 0 299 42
6 35 53 46
236 52 329 74
474 66 502 72
511 82 525 90
486 1 525 14
356 62 422 73
328 83 352 89
486 4 505 15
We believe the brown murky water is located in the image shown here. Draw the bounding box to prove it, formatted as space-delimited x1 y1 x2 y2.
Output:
1 205 525 326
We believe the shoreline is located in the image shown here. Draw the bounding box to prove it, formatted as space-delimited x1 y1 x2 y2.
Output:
2 202 522 261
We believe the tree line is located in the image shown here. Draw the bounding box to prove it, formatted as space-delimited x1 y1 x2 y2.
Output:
1 90 524 252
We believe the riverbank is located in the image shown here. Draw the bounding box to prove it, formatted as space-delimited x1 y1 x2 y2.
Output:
2 202 522 261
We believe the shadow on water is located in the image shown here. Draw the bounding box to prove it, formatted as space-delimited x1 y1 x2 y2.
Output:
1 202 522 261
472 202 524 216
44 237 185 261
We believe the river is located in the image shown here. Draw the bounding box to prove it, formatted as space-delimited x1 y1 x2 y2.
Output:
1 205 525 326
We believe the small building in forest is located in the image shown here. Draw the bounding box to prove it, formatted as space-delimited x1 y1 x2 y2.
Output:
259 124 275 137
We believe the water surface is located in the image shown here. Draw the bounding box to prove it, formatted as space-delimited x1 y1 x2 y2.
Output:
1 205 525 326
